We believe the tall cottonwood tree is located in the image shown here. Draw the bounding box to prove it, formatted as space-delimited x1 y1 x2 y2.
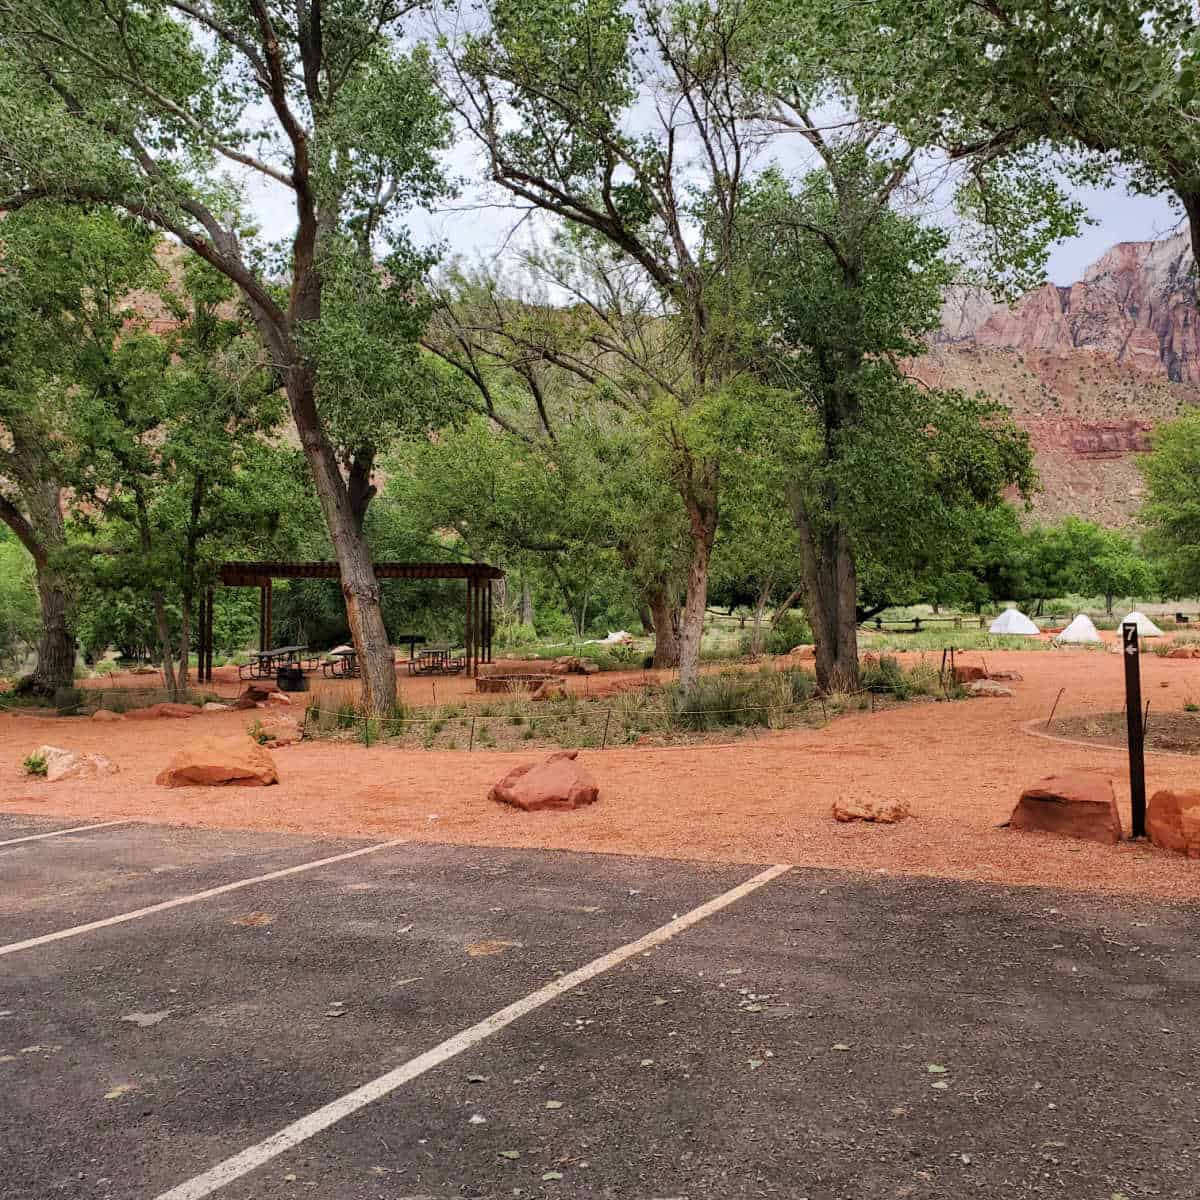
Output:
742 158 1035 690
0 1 450 711
444 0 763 692
0 204 158 695
423 268 690 666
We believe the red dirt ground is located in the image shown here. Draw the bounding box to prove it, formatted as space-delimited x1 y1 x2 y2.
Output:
5 647 1200 901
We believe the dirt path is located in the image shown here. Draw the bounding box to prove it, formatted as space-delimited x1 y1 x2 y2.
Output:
4 648 1200 900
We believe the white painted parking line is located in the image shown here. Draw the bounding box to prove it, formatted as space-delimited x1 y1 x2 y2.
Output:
154 862 792 1200
0 819 133 848
0 838 408 958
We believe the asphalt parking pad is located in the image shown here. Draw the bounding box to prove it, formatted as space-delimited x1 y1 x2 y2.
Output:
236 870 1200 1200
0 812 115 842
1 840 749 1199
0 822 378 946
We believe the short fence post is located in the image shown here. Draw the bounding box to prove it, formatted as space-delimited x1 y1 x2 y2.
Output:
601 709 612 749
469 715 476 752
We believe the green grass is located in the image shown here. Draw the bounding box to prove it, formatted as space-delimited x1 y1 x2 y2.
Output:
22 751 47 777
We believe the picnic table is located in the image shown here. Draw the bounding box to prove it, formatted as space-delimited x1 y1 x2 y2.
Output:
394 634 428 660
321 647 359 679
239 644 309 680
408 643 465 676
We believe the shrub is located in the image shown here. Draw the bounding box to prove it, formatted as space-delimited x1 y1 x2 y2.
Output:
861 655 940 701
495 621 539 651
738 612 814 658
53 686 84 715
662 666 817 731
22 751 47 776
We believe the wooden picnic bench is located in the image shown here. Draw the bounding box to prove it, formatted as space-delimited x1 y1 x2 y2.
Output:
239 644 309 680
407 644 466 676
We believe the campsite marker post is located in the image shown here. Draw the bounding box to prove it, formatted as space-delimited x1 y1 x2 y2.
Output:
1122 621 1147 838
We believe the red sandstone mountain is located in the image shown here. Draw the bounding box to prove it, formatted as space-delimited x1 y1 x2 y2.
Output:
917 232 1200 525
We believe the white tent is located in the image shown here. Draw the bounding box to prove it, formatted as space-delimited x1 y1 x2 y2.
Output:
1118 610 1163 637
1055 613 1102 644
989 608 1039 636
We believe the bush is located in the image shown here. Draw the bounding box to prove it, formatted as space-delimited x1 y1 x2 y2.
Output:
860 655 941 700
495 621 539 651
738 612 814 658
663 666 818 731
53 686 83 714
22 751 47 776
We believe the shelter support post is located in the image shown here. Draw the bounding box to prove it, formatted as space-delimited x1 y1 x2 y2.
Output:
485 580 493 664
258 579 273 652
205 586 214 683
464 578 475 676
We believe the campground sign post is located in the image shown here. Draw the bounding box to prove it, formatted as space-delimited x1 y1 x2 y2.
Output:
1122 621 1147 838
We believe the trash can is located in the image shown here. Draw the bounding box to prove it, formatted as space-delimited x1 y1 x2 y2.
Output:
276 665 308 693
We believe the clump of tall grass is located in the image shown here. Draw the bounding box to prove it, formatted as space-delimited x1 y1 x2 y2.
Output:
860 655 942 701
659 666 819 732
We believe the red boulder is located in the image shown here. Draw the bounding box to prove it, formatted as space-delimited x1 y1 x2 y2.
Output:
953 665 987 683
126 702 199 720
1147 789 1200 858
155 735 278 788
1010 772 1122 845
489 750 599 812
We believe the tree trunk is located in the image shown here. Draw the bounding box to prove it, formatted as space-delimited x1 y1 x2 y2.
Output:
175 473 205 690
285 368 396 712
749 583 773 657
638 603 654 635
2 430 76 696
648 587 680 668
793 504 860 693
32 566 75 695
151 589 180 698
677 476 718 694
1105 591 1114 616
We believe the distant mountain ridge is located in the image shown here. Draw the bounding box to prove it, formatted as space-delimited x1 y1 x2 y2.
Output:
914 232 1200 527
935 231 1199 382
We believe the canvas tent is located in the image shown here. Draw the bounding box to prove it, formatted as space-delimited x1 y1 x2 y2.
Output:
1055 613 1102 644
1118 610 1162 637
989 608 1039 636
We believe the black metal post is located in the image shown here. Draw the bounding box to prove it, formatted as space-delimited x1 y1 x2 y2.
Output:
1122 621 1147 838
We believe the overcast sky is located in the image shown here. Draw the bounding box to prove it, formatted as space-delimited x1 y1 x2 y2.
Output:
240 149 1186 292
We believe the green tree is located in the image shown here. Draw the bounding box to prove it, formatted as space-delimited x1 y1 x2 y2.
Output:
0 203 157 694
445 0 768 692
0 1 451 712
1141 412 1200 596
0 533 40 675
1020 517 1154 614
810 0 1196 284
423 272 691 664
67 256 313 692
744 157 1035 689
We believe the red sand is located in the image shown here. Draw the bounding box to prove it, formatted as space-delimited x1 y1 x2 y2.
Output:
6 648 1200 901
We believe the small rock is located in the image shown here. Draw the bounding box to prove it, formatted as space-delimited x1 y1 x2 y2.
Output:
121 1010 170 1028
965 680 1014 698
202 702 232 712
832 797 911 824
32 745 119 783
90 709 124 722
